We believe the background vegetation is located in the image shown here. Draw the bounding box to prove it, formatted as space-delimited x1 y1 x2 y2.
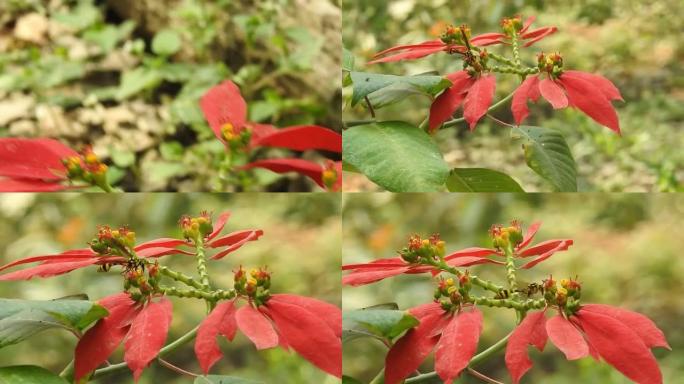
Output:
0 193 341 383
0 0 341 191
343 0 683 192
343 193 684 383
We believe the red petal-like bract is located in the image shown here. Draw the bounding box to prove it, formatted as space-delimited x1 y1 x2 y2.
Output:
342 266 411 286
241 158 325 188
269 294 341 337
235 304 279 350
209 230 264 260
435 308 483 384
124 297 173 382
0 178 70 192
429 71 474 132
0 138 75 180
200 80 248 142
195 300 238 374
517 222 542 250
135 238 188 251
136 247 192 258
444 247 500 260
207 211 231 241
562 71 623 101
577 310 662 384
463 74 496 131
74 293 139 381
580 304 670 350
546 315 588 360
520 239 573 269
368 40 449 64
250 125 342 153
266 300 342 377
0 259 99 281
539 79 568 109
342 257 406 270
470 33 507 46
385 312 444 384
519 239 572 257
521 26 558 47
505 310 548 384
559 75 621 134
0 249 95 273
511 76 540 125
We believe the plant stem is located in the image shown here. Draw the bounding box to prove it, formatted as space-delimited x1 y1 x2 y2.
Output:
369 368 385 384
432 259 504 294
58 359 74 380
486 51 515 66
503 246 518 292
159 266 204 290
473 297 545 311
91 326 200 378
442 92 514 128
160 286 235 302
194 238 210 289
511 33 521 68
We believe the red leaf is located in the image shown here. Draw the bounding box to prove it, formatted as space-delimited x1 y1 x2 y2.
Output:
446 256 502 267
0 178 70 192
235 304 278 350
266 300 342 377
0 259 99 280
520 240 573 269
342 267 410 286
241 158 325 188
520 16 536 34
470 33 507 46
200 80 247 142
74 294 140 381
270 294 341 337
0 250 95 273
136 247 193 258
342 257 406 270
250 125 342 153
521 27 558 47
539 79 568 109
209 230 264 260
369 41 449 64
373 40 446 58
562 70 623 101
408 302 444 320
135 238 188 251
577 310 662 384
428 71 473 132
546 315 588 360
444 247 499 260
435 308 483 383
385 312 443 384
207 211 231 241
124 297 173 382
511 76 539 125
0 138 75 180
463 75 496 131
580 304 670 350
505 310 548 384
517 222 542 250
519 239 572 257
195 300 237 374
559 75 621 134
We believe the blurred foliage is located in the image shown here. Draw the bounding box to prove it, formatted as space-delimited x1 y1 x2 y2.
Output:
0 193 341 383
0 0 339 191
342 193 684 383
342 0 683 192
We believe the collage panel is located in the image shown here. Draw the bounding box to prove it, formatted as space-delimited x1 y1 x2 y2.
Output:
0 193 341 383
0 1 341 192
342 193 681 383
342 1 682 192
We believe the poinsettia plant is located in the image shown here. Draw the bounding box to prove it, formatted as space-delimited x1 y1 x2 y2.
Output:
342 221 669 384
0 211 341 383
343 15 623 192
0 81 341 193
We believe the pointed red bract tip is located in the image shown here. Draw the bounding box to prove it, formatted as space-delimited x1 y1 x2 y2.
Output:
124 297 173 382
505 310 548 384
463 74 496 131
241 158 327 189
251 125 342 153
195 300 238 374
200 80 248 142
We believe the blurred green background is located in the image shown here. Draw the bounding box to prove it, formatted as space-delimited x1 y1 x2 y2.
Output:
0 193 341 383
342 0 683 192
342 193 684 383
0 0 341 191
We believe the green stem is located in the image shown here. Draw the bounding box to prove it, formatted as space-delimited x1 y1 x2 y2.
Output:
511 32 521 68
442 92 515 128
490 65 538 76
432 259 504 294
504 246 518 292
486 51 515 66
159 266 204 290
160 286 235 302
369 368 385 384
473 297 545 311
194 238 210 289
58 360 74 380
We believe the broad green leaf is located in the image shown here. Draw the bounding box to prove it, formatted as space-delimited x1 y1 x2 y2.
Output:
194 375 263 384
0 298 107 349
343 309 419 343
350 71 451 107
343 121 449 192
342 48 355 72
116 68 162 100
512 126 577 192
0 365 67 384
446 168 525 192
152 29 182 56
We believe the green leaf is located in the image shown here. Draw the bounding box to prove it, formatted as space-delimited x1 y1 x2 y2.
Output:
343 308 419 343
0 365 68 384
446 168 525 192
152 29 182 56
342 48 355 72
512 126 577 192
116 68 162 100
0 298 108 349
350 71 450 107
194 375 263 384
110 148 136 168
343 121 449 192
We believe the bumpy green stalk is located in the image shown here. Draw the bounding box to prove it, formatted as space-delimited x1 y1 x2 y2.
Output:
511 32 521 68
194 237 210 289
486 51 515 66
490 65 538 76
160 286 235 302
432 259 504 294
159 266 204 290
504 246 518 293
473 297 545 311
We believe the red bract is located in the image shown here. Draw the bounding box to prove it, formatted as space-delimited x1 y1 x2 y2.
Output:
194 294 342 377
507 15 558 47
385 303 483 384
74 294 173 382
0 138 79 192
241 158 342 191
512 70 623 134
429 71 496 132
193 211 264 259
505 305 669 384
342 247 499 286
488 221 574 269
